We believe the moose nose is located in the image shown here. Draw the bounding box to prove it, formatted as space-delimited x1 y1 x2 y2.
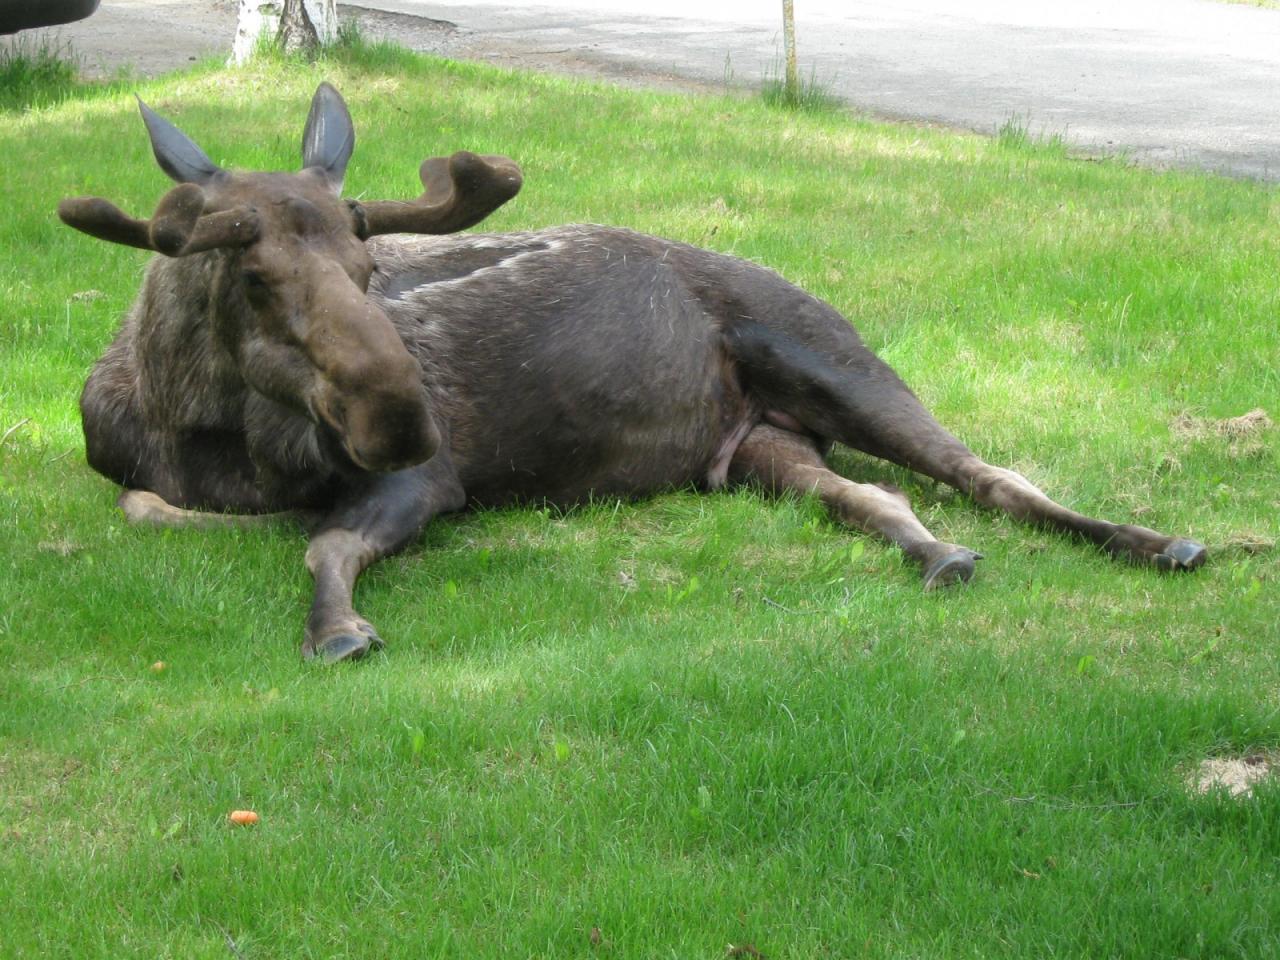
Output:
317 356 440 472
340 384 441 472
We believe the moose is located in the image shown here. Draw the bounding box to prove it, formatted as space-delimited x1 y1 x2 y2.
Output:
59 84 1206 662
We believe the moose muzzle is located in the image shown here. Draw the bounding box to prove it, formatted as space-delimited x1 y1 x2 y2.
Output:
308 276 440 473
317 352 440 472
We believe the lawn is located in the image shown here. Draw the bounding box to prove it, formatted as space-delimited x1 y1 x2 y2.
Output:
1 36 1278 959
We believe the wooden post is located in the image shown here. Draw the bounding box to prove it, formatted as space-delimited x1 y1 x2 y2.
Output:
782 0 798 101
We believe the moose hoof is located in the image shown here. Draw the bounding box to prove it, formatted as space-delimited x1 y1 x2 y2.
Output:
918 545 983 591
1153 538 1208 573
303 620 385 664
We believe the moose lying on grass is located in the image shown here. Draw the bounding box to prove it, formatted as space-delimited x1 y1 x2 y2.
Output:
59 83 1206 662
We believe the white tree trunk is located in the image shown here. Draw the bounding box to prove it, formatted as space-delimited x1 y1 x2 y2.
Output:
232 0 337 65
297 0 339 46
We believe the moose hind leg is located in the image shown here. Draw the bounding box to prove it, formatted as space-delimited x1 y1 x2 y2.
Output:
729 425 981 589
843 416 1208 570
118 489 304 530
939 457 1207 570
727 322 1205 571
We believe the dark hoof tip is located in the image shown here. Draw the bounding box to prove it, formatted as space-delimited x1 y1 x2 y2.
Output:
1155 538 1208 572
923 548 981 591
361 623 386 651
304 632 378 664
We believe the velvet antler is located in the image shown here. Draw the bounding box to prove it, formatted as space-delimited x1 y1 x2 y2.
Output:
360 151 522 237
58 184 259 257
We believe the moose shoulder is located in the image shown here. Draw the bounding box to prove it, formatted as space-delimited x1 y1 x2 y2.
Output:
61 84 1207 663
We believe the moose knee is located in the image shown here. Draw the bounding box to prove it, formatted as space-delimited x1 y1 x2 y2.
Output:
967 466 1050 518
305 528 375 581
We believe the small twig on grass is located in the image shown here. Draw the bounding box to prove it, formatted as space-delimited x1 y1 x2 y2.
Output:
965 775 1145 811
56 673 141 691
213 921 247 960
1005 794 1143 811
762 595 808 615
2 418 31 446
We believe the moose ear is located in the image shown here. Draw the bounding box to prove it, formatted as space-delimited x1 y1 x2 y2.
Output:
301 82 355 193
137 97 222 185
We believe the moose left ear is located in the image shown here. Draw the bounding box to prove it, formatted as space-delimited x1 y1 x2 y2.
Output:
301 82 355 194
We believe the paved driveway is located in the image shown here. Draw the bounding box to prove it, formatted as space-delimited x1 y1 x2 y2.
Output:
34 0 1280 181
359 0 1280 181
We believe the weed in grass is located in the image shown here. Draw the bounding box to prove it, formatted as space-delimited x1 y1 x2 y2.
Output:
335 14 366 51
0 34 79 111
995 113 1068 157
760 58 842 113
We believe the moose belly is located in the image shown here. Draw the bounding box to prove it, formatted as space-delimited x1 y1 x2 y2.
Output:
441 313 750 506
452 359 752 508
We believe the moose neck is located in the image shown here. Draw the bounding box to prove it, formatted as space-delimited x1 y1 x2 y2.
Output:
132 251 245 434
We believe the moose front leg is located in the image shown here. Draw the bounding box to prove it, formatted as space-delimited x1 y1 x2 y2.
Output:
303 458 465 663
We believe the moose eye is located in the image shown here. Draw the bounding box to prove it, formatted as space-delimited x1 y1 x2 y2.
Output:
347 199 369 240
242 269 267 289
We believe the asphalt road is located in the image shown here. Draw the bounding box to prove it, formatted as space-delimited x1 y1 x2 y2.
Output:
37 0 1280 181
352 0 1280 181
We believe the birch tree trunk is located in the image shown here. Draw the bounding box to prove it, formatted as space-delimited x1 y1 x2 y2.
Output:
232 0 337 65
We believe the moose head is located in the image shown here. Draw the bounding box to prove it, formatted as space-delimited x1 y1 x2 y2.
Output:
59 83 522 473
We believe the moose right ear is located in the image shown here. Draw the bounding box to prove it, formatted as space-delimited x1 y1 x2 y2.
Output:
137 97 223 185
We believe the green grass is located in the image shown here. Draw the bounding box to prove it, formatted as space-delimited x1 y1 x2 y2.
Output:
0 34 80 111
760 61 842 114
2 37 1279 960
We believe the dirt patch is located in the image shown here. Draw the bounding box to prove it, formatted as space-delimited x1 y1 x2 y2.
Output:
1190 754 1277 798
1215 408 1274 438
1172 406 1272 459
1172 407 1272 441
1219 533 1276 554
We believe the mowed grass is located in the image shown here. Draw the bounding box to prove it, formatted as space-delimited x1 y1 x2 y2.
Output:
1 38 1278 959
